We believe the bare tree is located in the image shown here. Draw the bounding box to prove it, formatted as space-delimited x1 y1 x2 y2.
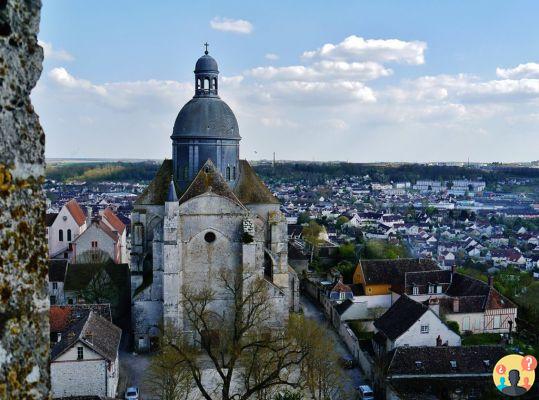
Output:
145 345 195 400
153 268 343 400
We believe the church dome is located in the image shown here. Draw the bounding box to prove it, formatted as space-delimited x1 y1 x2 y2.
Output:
172 97 240 139
195 54 219 73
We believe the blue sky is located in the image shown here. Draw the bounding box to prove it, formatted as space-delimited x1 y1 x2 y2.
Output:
36 1 539 162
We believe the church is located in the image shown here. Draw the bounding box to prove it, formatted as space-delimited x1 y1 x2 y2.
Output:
130 47 299 351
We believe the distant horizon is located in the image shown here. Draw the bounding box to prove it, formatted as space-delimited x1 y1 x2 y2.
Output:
46 157 539 166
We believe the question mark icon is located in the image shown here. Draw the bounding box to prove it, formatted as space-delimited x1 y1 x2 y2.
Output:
521 355 537 371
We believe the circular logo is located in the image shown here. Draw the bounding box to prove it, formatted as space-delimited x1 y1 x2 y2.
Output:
493 354 537 396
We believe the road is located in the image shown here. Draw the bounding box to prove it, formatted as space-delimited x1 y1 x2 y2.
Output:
300 294 366 395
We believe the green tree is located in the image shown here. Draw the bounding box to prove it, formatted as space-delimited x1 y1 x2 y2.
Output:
302 221 324 263
335 216 349 228
297 212 311 225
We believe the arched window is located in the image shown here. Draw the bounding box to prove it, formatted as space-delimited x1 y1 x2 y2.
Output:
204 78 210 90
212 78 217 91
226 166 231 181
59 229 63 242
197 78 202 89
232 166 236 180
67 229 72 242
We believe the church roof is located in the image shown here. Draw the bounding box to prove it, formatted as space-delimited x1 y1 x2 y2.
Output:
195 53 219 73
136 159 278 207
171 96 240 140
233 160 279 205
134 160 179 206
178 159 244 207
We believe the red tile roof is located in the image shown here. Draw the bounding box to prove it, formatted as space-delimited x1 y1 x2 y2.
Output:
50 306 73 333
65 199 86 227
102 207 126 234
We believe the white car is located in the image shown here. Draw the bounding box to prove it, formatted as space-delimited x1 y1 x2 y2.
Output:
357 385 374 400
125 387 140 400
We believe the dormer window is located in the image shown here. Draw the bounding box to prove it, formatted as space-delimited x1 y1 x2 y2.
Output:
450 360 457 369
428 284 434 294
412 286 419 295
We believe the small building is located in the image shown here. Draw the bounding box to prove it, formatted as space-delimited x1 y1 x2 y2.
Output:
373 295 461 352
48 259 68 305
50 311 121 399
385 345 506 399
47 199 88 259
353 258 440 296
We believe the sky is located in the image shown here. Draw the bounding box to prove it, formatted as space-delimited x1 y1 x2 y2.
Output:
35 0 539 162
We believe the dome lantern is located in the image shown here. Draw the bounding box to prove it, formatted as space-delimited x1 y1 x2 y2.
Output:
194 42 219 97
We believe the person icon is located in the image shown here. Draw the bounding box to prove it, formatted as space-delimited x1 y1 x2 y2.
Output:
523 377 532 391
497 376 507 391
502 369 528 396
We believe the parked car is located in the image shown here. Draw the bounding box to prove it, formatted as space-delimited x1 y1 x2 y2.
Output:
125 387 140 400
338 355 356 369
357 385 374 400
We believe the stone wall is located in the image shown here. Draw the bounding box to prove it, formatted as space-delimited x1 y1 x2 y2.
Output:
0 0 49 398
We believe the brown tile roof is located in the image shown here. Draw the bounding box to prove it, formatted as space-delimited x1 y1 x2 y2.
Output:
179 159 244 207
51 311 121 362
387 345 506 376
358 258 440 292
50 304 112 333
65 199 86 226
233 160 279 205
102 207 125 234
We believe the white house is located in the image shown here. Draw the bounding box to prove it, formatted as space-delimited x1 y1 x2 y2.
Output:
50 311 121 399
373 295 461 352
47 199 87 259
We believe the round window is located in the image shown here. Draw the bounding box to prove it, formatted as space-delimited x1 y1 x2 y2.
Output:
204 232 216 243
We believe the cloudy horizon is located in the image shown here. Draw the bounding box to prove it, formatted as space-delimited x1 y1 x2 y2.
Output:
36 1 539 163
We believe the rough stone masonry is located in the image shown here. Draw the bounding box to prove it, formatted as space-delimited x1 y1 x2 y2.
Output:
0 0 49 398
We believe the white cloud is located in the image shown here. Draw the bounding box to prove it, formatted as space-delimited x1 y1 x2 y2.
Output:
249 61 391 82
496 63 539 79
302 35 427 65
210 17 253 34
221 75 244 86
265 53 279 60
39 41 74 62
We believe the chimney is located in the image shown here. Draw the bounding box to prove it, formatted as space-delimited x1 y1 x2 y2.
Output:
86 206 92 226
452 297 460 313
488 275 494 288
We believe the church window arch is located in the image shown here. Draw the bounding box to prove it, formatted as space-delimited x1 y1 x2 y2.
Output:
204 77 210 90
59 229 63 242
67 229 72 242
197 78 202 90
232 166 236 180
226 166 231 181
212 78 217 91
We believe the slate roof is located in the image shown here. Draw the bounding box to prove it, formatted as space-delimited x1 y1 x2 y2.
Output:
233 160 279 205
387 345 506 376
48 259 68 282
358 258 440 293
178 159 244 207
374 295 429 340
445 273 490 297
65 199 87 226
46 212 58 227
51 311 121 362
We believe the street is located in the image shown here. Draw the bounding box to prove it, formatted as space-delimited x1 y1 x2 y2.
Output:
300 295 366 396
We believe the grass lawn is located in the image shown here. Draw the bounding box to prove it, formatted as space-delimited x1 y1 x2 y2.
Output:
462 333 501 346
